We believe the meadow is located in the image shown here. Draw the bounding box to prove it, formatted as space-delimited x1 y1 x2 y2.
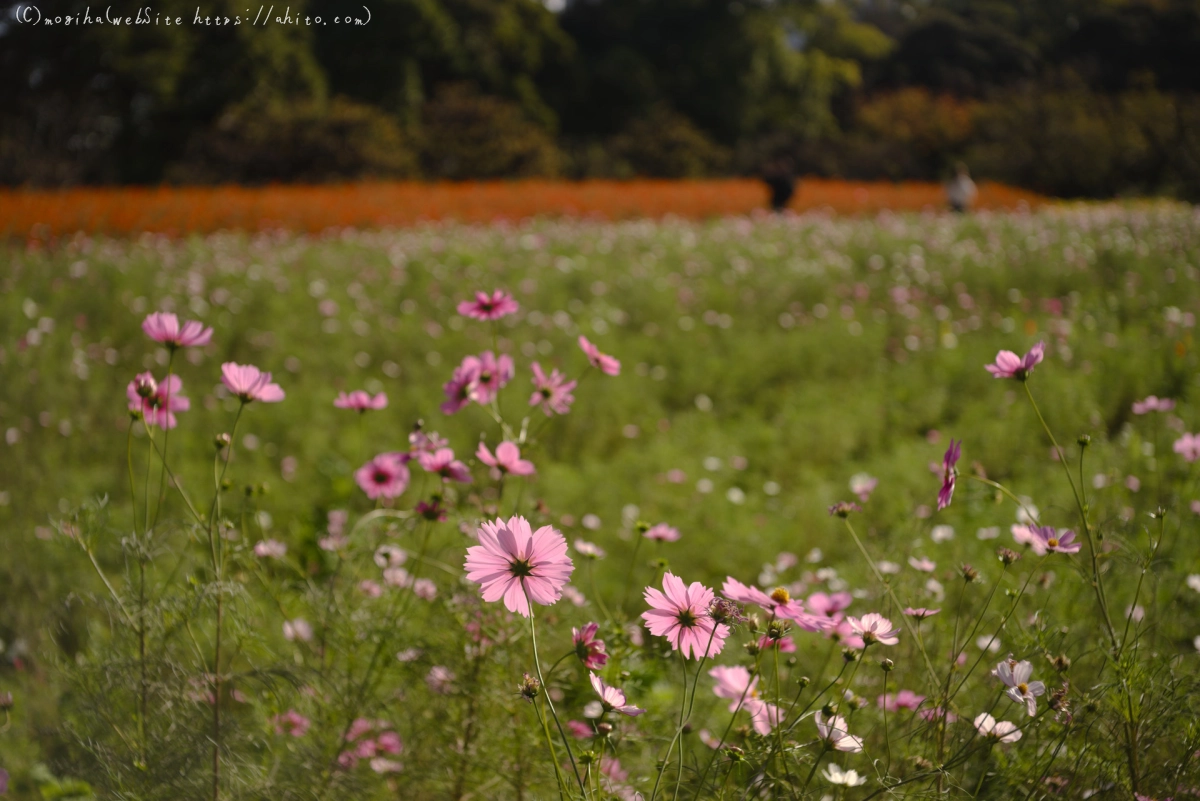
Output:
1 202 1199 800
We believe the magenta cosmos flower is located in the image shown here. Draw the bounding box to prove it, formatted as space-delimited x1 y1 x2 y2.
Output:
355 453 411 500
642 573 730 659
418 448 472 483
457 289 519 321
1025 525 1081 555
1174 433 1200 462
126 372 190 429
878 689 925 712
335 390 388 412
937 438 961 511
529 362 576 416
644 523 680 542
573 622 608 669
142 311 213 349
709 665 783 735
589 673 644 717
464 515 574 617
477 441 535 476
441 357 481 414
474 351 514 404
221 363 285 403
578 335 620 376
1132 396 1175 415
847 613 900 646
985 341 1045 380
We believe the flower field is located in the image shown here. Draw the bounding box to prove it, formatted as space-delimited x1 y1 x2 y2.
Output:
0 179 1043 239
0 203 1199 800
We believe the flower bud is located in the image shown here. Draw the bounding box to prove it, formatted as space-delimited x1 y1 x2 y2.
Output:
821 701 838 717
745 614 761 633
707 598 744 625
827 501 860 518
597 722 613 736
1051 653 1071 672
724 745 745 762
795 675 810 688
578 749 598 766
997 547 1021 566
635 520 650 535
842 648 859 663
743 641 761 657
134 375 157 399
1077 434 1091 448
215 433 231 449
880 658 895 672
766 620 789 641
518 672 540 702
961 563 979 582
0 691 12 710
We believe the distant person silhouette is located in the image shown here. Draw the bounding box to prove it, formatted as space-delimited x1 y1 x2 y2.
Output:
762 158 796 212
946 162 978 213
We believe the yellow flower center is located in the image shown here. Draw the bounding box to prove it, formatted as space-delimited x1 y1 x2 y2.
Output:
1047 538 1059 547
1017 683 1028 694
770 588 791 604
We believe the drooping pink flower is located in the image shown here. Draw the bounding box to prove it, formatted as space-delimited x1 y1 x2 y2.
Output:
477 441 535 476
126 372 190 429
334 390 388 412
1132 396 1175 415
573 622 609 669
709 665 783 735
473 351 514 404
441 357 482 415
142 311 213 349
418 448 472 483
589 672 645 717
877 689 925 712
985 341 1045 380
355 453 411 500
815 711 863 752
847 613 900 646
721 578 825 631
1026 526 1081 555
642 573 729 659
644 523 680 542
904 607 941 620
457 289 519 321
529 362 576 415
993 658 1045 716
273 710 311 737
1174 433 1200 463
974 712 1022 743
578 335 620 376
464 515 574 617
221 362 285 403
937 438 961 511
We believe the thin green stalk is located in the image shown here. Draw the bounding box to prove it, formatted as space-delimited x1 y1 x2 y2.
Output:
527 595 586 795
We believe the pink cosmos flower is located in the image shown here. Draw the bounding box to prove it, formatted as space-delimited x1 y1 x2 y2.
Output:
567 720 593 739
878 689 925 712
919 706 958 724
126 372 190 429
221 363 285 403
418 448 472 483
756 634 797 652
985 341 1045 380
1174 433 1200 462
644 523 680 542
589 673 645 717
477 441 535 476
807 592 853 618
574 539 606 559
1026 526 1081 555
409 430 449 454
993 658 1045 716
578 335 620 376
412 579 437 600
847 613 900 646
904 607 941 620
457 289 519 321
1132 396 1175 414
334 390 388 412
346 718 378 742
254 539 287 558
908 556 936 572
376 730 403 755
709 665 783 735
463 515 574 617
826 616 865 649
721 578 825 632
849 473 878 503
974 712 1022 743
426 666 455 694
529 362 576 415
273 710 311 737
142 311 213 349
815 711 863 752
937 438 961 511
473 351 514 404
642 573 730 659
573 622 609 669
441 357 482 415
355 453 411 500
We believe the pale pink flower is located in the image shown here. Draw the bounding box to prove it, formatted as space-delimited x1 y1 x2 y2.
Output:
441 357 481 415
464 515 574 617
221 362 285 403
1175 433 1200 462
473 351 514 404
412 579 437 600
877 689 925 712
426 666 455 694
721 578 826 632
992 658 1045 716
254 539 287 559
904 607 940 620
355 453 411 499
644 523 680 542
273 710 310 737
370 757 403 774
807 592 852 617
126 372 190 429
849 473 878 503
847 613 900 646
419 448 472 483
708 665 783 735
908 556 936 572
1132 396 1175 414
985 341 1045 380
477 441 535 476
283 618 313 642
383 566 412 588
374 544 407 568
573 622 609 669
334 390 388 412
815 711 863 752
142 311 213 349
1026 526 1081 555
642 573 730 659
578 335 620 376
359 580 383 598
530 362 576 415
589 672 645 717
974 712 1022 743
457 289 519 321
